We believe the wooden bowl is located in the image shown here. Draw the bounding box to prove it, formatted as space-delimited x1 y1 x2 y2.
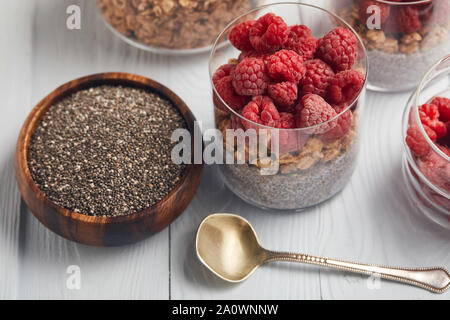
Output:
15 72 203 246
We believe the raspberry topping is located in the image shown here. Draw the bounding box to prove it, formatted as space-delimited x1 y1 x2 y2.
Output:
212 63 235 86
229 20 256 52
300 59 335 98
232 57 268 96
321 104 353 142
386 6 422 34
358 0 391 25
328 70 365 104
316 27 358 72
267 49 305 83
249 13 289 53
430 97 450 123
238 50 270 62
283 25 318 60
213 75 249 112
268 82 298 110
419 103 447 139
241 96 280 130
296 94 338 133
406 124 436 157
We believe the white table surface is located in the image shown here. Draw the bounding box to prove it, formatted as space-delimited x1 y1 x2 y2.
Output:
1 0 449 300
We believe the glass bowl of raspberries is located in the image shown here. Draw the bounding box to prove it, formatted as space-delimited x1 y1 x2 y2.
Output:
403 54 450 228
333 0 450 92
210 3 368 210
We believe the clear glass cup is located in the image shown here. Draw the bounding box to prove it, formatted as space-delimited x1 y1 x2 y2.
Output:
332 0 450 92
209 2 368 210
402 54 450 228
96 0 264 55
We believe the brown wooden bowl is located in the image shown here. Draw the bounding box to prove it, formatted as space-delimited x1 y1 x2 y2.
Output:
15 72 203 246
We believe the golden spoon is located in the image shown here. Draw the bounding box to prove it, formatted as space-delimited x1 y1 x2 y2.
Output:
196 213 450 293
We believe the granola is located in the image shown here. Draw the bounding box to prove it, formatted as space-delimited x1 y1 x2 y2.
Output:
97 0 261 50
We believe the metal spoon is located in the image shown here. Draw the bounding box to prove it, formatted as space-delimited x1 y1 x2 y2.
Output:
196 213 450 293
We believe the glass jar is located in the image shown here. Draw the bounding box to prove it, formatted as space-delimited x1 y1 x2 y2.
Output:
96 0 264 54
332 0 450 92
402 54 450 228
210 2 368 210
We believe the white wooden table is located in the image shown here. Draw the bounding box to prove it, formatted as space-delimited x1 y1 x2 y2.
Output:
1 0 449 300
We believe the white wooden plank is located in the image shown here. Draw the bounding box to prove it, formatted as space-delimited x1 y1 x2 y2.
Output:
16 0 170 299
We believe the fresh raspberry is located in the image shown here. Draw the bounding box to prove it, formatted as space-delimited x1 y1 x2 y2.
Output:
229 20 256 52
283 25 318 60
213 75 249 112
406 124 436 157
238 50 270 62
232 57 268 96
241 96 280 130
316 27 358 72
296 94 338 133
212 64 235 86
321 104 353 142
268 82 298 110
300 59 335 98
419 103 447 139
328 69 365 104
267 49 305 83
249 13 289 53
358 0 391 25
386 6 422 34
430 97 450 122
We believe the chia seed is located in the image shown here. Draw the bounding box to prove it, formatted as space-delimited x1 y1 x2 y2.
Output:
28 85 187 217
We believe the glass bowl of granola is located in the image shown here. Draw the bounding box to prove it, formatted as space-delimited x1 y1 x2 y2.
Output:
210 3 368 210
333 0 450 92
96 0 264 54
402 54 450 228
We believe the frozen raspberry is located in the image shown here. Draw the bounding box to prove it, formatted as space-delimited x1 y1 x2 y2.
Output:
316 27 358 72
212 64 235 86
283 25 318 60
241 96 280 130
229 20 256 51
213 75 249 112
267 49 305 83
277 112 296 129
430 97 450 122
328 69 365 104
238 51 270 62
358 0 391 25
276 112 307 153
406 124 436 157
296 94 338 133
232 57 268 96
386 6 422 34
268 82 298 110
419 103 447 139
321 104 353 142
417 151 450 191
300 59 335 98
249 13 289 53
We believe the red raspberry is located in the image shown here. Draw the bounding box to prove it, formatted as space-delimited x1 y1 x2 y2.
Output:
277 112 296 129
283 25 318 60
316 27 358 72
438 145 450 157
419 103 447 139
430 97 450 122
296 94 338 133
213 75 249 112
268 82 298 110
406 124 436 157
238 51 270 62
267 49 305 83
321 104 353 142
229 20 256 52
328 70 365 104
232 57 268 96
276 112 308 153
358 0 391 25
300 59 335 98
417 151 450 191
249 13 289 53
241 96 280 130
212 63 235 86
386 6 422 34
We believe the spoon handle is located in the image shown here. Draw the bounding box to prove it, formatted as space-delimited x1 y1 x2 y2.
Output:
264 251 450 293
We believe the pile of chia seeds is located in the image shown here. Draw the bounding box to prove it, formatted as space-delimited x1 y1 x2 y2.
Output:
28 85 187 217
219 138 359 210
